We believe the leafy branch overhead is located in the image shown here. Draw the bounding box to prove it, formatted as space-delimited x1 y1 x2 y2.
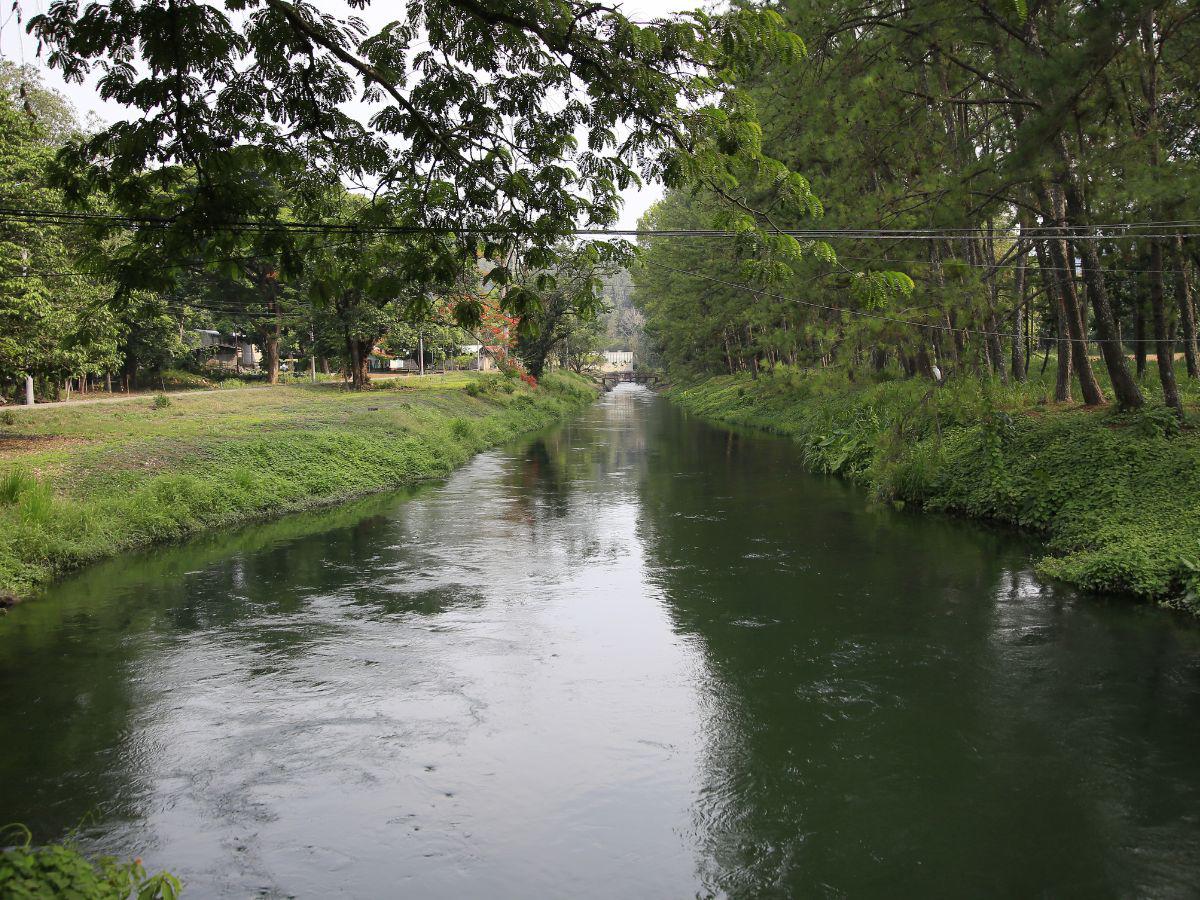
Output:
28 0 817 323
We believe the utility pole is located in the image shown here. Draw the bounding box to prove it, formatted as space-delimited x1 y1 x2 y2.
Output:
309 325 317 383
24 375 35 406
418 331 425 376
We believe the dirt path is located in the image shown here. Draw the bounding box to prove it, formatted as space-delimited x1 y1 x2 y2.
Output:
4 384 280 411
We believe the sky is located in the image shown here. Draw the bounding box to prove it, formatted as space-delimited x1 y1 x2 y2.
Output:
0 0 696 229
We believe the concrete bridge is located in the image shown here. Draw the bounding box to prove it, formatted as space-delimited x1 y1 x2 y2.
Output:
598 371 663 389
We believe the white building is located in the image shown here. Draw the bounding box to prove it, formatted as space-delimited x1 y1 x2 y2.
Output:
601 350 634 372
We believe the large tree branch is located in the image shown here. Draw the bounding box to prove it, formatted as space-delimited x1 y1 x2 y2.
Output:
262 0 463 170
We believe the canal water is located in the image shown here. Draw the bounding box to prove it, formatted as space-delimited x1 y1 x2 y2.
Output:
3 387 1200 897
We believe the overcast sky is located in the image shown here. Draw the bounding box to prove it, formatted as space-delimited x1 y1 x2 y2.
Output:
1 0 697 228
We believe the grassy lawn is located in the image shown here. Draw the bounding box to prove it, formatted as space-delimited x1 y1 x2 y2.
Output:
669 364 1200 609
0 372 596 601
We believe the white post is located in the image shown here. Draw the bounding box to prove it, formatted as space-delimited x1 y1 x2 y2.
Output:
418 332 425 376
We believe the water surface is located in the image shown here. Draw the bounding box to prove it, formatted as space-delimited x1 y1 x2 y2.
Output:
3 387 1200 897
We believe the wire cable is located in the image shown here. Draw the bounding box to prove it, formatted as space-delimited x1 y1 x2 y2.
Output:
5 204 1200 241
643 258 1178 346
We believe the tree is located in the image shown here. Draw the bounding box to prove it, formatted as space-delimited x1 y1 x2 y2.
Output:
633 0 1200 415
514 246 612 379
0 76 119 402
29 0 812 328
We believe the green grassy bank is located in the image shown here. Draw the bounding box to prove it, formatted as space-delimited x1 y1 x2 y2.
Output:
669 368 1200 610
0 372 596 602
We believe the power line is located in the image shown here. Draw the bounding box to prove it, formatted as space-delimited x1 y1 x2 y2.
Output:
4 204 1200 241
643 258 1177 346
799 253 1196 278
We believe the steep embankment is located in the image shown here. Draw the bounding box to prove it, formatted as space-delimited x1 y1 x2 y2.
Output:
0 372 595 602
669 371 1200 609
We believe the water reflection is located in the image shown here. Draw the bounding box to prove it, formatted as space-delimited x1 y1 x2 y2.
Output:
634 406 1200 898
2 387 1199 898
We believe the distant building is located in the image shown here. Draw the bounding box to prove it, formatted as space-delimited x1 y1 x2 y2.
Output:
460 344 496 371
367 348 410 372
601 350 634 372
191 330 260 370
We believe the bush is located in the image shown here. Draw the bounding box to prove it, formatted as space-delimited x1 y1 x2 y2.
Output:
158 368 211 390
450 418 476 441
1 410 16 426
0 826 181 899
464 373 517 397
152 394 172 409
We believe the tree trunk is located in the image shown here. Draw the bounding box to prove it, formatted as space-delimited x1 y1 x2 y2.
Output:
915 344 936 380
346 331 372 390
1040 146 1137 409
986 316 1008 384
1149 239 1182 415
264 331 281 384
978 229 1009 385
1135 295 1148 376
1173 236 1199 379
1053 295 1072 402
1035 239 1072 402
1039 185 1103 405
1011 258 1026 382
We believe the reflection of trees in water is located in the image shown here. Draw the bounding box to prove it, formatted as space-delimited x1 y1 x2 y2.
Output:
508 436 574 521
976 570 1200 891
633 403 1200 896
0 489 427 842
493 390 654 568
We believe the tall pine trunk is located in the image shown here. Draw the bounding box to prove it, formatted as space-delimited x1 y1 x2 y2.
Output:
1011 240 1027 381
1054 155 1143 408
1135 296 1147 376
1149 240 1182 415
1034 239 1072 401
1173 238 1199 379
1040 184 1103 404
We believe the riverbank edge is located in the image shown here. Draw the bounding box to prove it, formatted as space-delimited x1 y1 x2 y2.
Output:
666 372 1200 612
0 373 598 605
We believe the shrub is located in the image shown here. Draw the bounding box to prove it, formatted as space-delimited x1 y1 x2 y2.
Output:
1 410 16 426
0 826 182 899
152 394 172 409
158 368 211 390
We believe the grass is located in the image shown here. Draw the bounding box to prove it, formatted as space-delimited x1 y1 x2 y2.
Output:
0 371 596 601
668 361 1200 611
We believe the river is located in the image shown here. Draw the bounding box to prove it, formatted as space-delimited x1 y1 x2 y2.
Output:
3 386 1200 897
